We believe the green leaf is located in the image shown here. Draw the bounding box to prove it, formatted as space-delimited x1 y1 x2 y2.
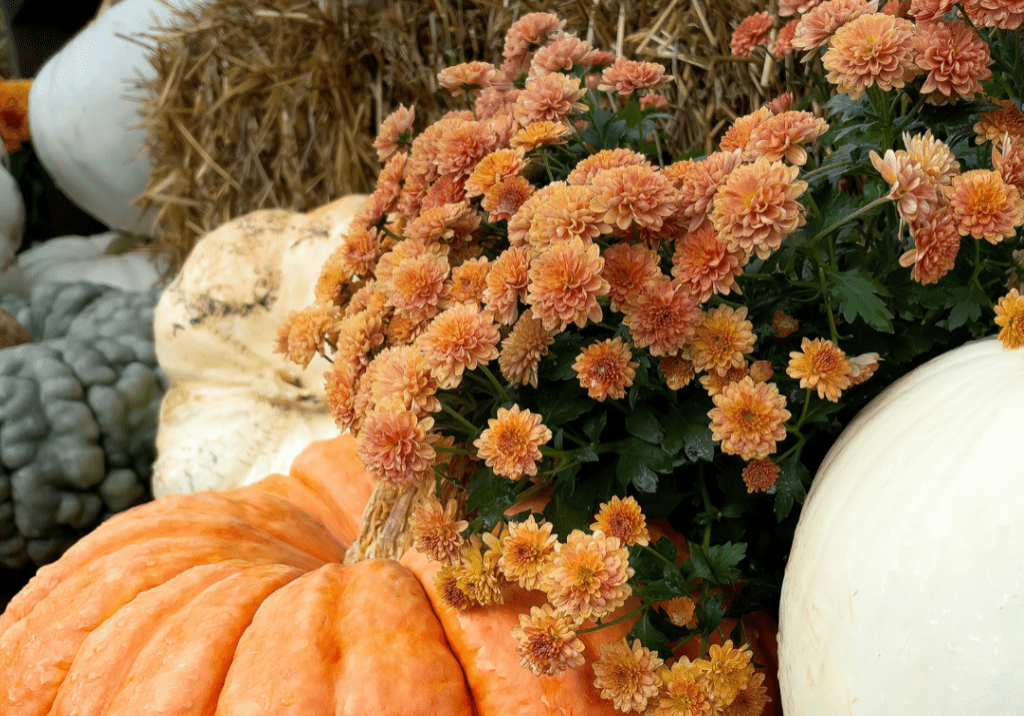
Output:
575 446 600 463
545 332 587 381
581 412 607 443
688 542 746 584
695 591 728 636
769 455 809 521
466 467 517 528
626 611 670 655
670 402 715 463
615 437 676 491
535 380 592 425
824 269 894 332
625 407 665 444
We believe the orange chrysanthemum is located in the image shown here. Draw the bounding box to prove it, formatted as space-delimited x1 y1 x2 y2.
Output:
602 242 663 313
333 309 386 374
724 670 772 716
411 496 469 564
870 148 938 227
438 61 504 97
730 12 774 57
678 149 744 232
503 12 567 62
624 279 703 356
658 596 698 628
510 120 572 150
651 659 714 716
993 135 1024 196
357 400 436 486
499 309 555 388
773 19 801 57
591 495 650 547
510 604 585 677
944 168 1024 242
900 208 961 283
373 103 415 162
573 338 639 402
781 0 826 15
742 459 781 493
529 34 598 77
465 148 527 198
434 565 473 611
567 148 652 186
660 353 696 390
848 352 882 385
709 377 791 460
589 165 679 234
711 157 808 259
596 59 669 95
499 515 558 590
749 360 774 383
453 534 506 606
903 130 960 189
514 73 588 125
279 302 339 368
417 303 501 389
483 246 532 325
324 362 357 431
445 257 490 306
436 119 498 179
700 364 750 397
964 0 1024 29
473 405 552 479
592 638 665 713
772 310 800 338
544 529 634 622
747 111 830 166
692 306 757 376
528 183 603 250
909 0 955 20
994 288 1024 349
483 175 536 223
974 100 1024 144
822 13 918 100
696 640 755 706
366 344 441 416
508 183 564 246
787 337 853 401
384 248 451 323
792 0 879 52
720 108 772 155
914 19 993 102
672 222 748 303
527 237 609 331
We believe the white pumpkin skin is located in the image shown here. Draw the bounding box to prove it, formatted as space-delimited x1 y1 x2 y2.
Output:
151 196 364 497
778 337 1024 714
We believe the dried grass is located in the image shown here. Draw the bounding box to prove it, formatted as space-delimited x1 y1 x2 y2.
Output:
134 0 780 274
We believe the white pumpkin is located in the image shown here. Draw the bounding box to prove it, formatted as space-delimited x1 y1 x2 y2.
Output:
16 232 168 292
150 195 364 497
27 0 205 234
778 337 1024 714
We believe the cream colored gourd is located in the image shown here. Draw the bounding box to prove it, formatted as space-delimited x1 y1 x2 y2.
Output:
16 232 167 292
778 337 1024 714
151 196 365 497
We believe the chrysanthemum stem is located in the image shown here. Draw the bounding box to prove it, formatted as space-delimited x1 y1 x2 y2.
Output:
817 266 841 345
477 363 510 402
538 445 579 460
810 195 893 245
439 401 481 438
575 604 646 634
641 544 680 573
434 445 477 456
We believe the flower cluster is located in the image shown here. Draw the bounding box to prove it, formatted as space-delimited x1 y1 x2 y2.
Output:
0 79 31 154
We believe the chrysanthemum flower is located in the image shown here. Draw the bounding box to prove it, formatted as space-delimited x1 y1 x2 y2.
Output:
572 338 639 402
747 111 830 166
678 149 744 232
508 182 565 246
974 100 1024 144
510 604 586 677
528 184 603 250
767 93 796 115
964 0 1024 29
995 288 1024 349
869 148 938 227
357 400 436 486
672 222 748 304
650 659 714 716
602 242 663 313
483 246 532 325
503 12 567 62
280 302 340 368
914 19 992 102
465 148 527 198
747 361 773 383
366 344 441 416
527 237 609 331
848 352 882 385
434 565 473 611
780 0 825 16
822 13 918 100
411 496 469 564
500 515 558 590
385 249 450 323
725 670 772 716
589 165 679 234
544 530 634 622
772 310 800 338
370 151 407 213
943 168 1024 242
700 364 750 397
624 279 703 356
597 59 669 95
444 257 490 306
657 596 697 628
695 640 754 706
730 12 774 56
514 73 588 125
499 309 555 388
324 362 357 431
333 310 386 375
417 302 501 389
787 337 853 402
692 306 757 376
438 61 504 97
900 208 961 284
792 0 879 52
510 120 572 150
474 405 552 480
909 0 955 20
993 134 1024 196
904 130 960 188
336 224 382 282
660 352 696 390
709 377 791 460
591 495 650 546
373 104 415 162
567 148 653 186
454 534 506 606
720 108 771 155
773 19 801 57
529 34 597 77
742 459 781 493
593 638 665 713
712 157 808 259
436 120 499 179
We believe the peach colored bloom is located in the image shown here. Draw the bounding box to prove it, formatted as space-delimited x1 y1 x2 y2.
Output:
367 344 441 416
573 338 639 401
465 148 527 198
731 12 774 56
374 104 416 162
503 12 567 62
589 164 679 234
499 309 555 388
483 175 536 223
900 208 961 283
993 134 1024 195
511 120 572 150
438 61 504 97
994 288 1024 349
848 352 882 385
672 221 749 303
661 158 695 189
660 353 696 390
417 302 501 389
597 59 669 95
767 92 796 114
742 459 780 493
748 111 830 165
593 638 665 713
434 565 473 611
591 495 650 547
528 184 603 250
780 0 825 16
692 306 757 375
709 376 791 460
514 73 588 125
678 149 744 232
787 337 853 401
544 529 634 622
602 242 663 313
822 13 918 100
529 34 597 77
510 604 585 677
281 302 340 368
723 670 772 716
773 19 801 57
474 405 552 479
436 120 498 179
772 310 799 338
411 496 469 564
445 257 490 306
700 364 750 397
483 246 532 325
914 19 992 102
508 182 564 246
696 641 754 706
640 93 669 110
943 168 1024 242
720 107 771 155
909 0 956 20
385 248 450 323
792 0 879 52
324 362 357 431
651 659 714 716
658 596 698 628
567 148 652 186
749 360 774 383
964 0 1024 29
337 224 381 281
333 309 386 374
904 130 960 188
527 237 610 331
500 515 558 590
974 100 1024 144
870 148 939 227
371 151 407 213
454 534 506 606
358 400 436 486
712 157 808 259
624 279 703 356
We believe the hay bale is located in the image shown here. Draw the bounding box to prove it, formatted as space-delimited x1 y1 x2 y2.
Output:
135 0 779 274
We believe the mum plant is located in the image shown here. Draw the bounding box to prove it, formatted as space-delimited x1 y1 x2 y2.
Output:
279 6 1023 714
